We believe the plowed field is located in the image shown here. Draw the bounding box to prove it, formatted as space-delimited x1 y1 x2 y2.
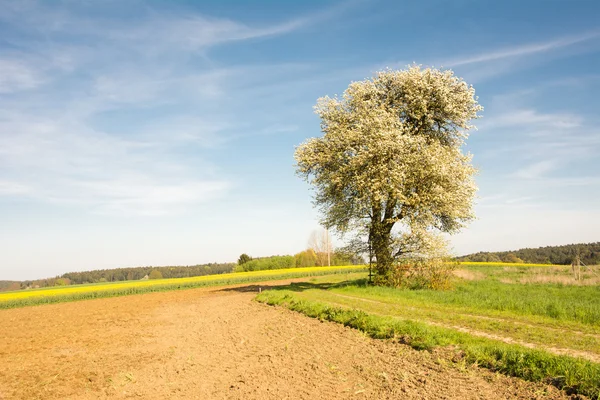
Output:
0 279 570 399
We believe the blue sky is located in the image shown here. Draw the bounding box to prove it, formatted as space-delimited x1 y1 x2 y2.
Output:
1 0 599 280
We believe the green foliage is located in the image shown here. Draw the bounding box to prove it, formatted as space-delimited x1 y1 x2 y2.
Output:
234 255 295 272
294 249 318 268
502 253 524 263
54 278 70 286
458 242 600 265
331 250 364 266
293 249 363 268
237 253 252 265
148 270 163 280
373 258 457 289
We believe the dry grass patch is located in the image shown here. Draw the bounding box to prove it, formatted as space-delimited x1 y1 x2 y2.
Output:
520 275 600 286
495 265 600 286
518 265 600 286
453 269 485 281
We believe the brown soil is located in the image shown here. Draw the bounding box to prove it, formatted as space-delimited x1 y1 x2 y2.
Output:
0 279 575 399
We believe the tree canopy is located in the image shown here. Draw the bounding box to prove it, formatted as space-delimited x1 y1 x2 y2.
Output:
237 253 252 265
295 66 482 283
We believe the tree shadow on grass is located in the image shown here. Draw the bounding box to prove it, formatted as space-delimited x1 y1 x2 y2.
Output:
219 278 368 294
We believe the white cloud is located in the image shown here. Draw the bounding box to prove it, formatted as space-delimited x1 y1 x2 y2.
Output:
470 74 600 222
504 196 535 205
78 180 230 216
0 1 351 56
0 104 232 215
0 181 32 195
429 30 600 84
0 1 372 218
479 105 598 164
0 52 339 216
444 30 600 67
514 160 559 179
480 109 582 130
0 59 43 93
538 176 600 188
0 2 356 216
476 83 598 167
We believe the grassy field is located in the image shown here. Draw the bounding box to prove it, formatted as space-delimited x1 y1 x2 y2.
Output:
256 263 600 398
0 265 365 309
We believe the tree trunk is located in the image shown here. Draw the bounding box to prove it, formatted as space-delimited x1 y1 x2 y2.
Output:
371 220 394 277
371 197 397 279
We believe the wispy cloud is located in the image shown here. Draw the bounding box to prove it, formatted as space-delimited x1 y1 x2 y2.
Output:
0 181 32 196
444 30 600 67
474 69 600 205
480 109 583 131
0 2 353 215
74 180 230 217
514 160 559 179
0 109 232 215
0 1 352 56
477 194 539 208
0 59 44 93
432 30 600 83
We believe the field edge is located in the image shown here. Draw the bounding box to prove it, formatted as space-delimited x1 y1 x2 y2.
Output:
255 289 600 399
0 266 365 309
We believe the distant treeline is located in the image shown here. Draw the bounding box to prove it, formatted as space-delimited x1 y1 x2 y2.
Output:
0 281 21 292
457 242 600 265
61 263 235 284
5 263 236 291
2 250 366 292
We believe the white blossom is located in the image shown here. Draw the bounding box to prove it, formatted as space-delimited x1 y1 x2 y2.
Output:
295 65 482 278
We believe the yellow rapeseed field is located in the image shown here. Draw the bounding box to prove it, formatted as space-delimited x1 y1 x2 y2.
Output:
0 265 364 303
0 263 563 306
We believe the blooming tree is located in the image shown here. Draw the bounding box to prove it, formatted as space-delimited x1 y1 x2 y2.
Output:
294 66 482 283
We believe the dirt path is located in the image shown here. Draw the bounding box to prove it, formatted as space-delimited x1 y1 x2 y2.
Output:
0 280 573 399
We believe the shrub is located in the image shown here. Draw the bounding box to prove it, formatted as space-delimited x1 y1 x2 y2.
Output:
294 249 318 268
235 255 295 272
149 270 163 280
373 258 456 290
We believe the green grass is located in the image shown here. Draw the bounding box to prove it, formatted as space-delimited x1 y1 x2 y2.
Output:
337 264 600 326
334 279 600 326
255 265 600 398
285 288 600 355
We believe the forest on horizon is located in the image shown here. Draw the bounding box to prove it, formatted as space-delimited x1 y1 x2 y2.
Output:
457 242 600 265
